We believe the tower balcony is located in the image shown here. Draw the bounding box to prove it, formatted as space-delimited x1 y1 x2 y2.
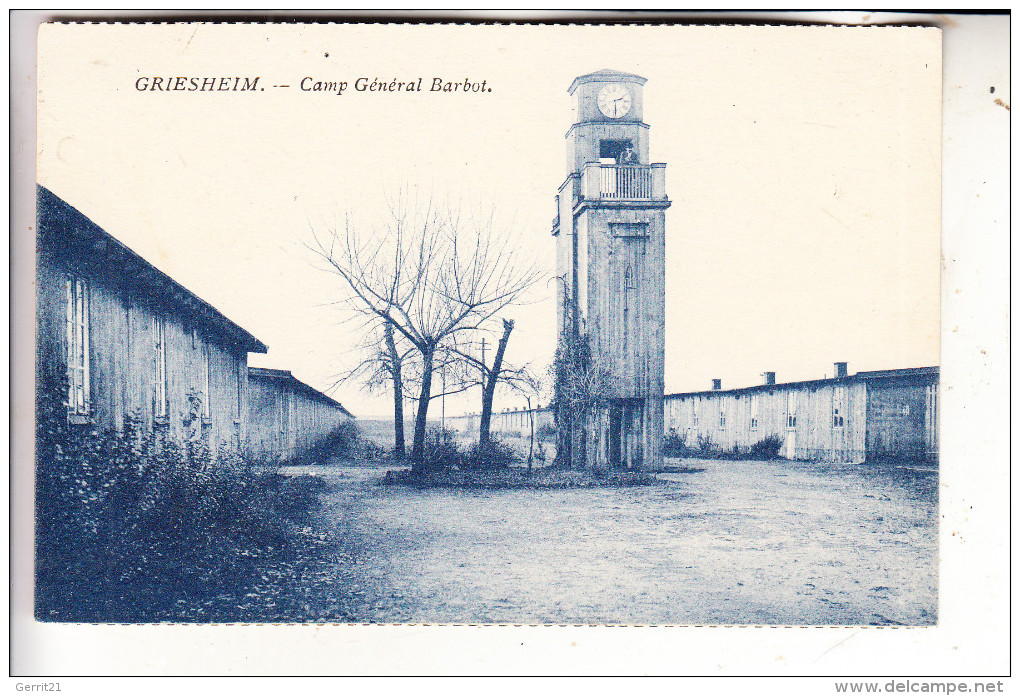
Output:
580 162 667 201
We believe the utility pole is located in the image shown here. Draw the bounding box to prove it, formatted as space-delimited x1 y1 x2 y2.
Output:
480 336 487 400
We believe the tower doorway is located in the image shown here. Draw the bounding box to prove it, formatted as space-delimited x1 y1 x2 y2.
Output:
608 403 622 466
608 398 645 469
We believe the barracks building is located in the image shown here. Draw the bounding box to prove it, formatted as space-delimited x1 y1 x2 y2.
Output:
35 185 352 459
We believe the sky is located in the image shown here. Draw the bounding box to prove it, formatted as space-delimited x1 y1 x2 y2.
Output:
37 23 942 418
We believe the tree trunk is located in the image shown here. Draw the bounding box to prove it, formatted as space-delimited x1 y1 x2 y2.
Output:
384 324 405 459
553 372 569 468
527 396 534 475
410 345 435 473
479 319 514 447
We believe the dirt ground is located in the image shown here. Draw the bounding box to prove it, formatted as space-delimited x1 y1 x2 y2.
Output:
298 456 937 626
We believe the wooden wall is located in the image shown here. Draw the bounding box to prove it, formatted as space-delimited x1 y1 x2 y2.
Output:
865 379 938 461
664 382 869 462
36 236 250 451
583 204 667 470
248 371 352 462
447 408 554 437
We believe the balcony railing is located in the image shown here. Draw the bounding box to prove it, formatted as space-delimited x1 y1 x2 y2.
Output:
580 163 666 201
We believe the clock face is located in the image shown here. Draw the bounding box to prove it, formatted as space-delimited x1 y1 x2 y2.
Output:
597 84 632 119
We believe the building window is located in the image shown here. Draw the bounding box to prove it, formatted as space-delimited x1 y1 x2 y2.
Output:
832 386 846 428
832 407 844 428
786 391 797 429
236 359 245 439
65 276 90 416
718 407 726 430
153 315 168 420
202 344 212 421
749 394 759 430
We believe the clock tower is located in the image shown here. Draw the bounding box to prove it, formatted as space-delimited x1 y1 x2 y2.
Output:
552 69 670 471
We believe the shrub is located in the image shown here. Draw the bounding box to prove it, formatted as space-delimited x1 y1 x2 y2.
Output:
663 429 687 457
463 437 518 470
34 372 314 622
750 434 784 459
696 433 715 453
536 422 557 439
330 419 362 458
296 419 361 465
533 439 548 463
361 439 387 461
420 427 463 471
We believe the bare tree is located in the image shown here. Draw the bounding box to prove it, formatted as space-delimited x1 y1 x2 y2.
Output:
514 371 543 474
449 319 538 447
309 194 542 473
382 323 406 457
326 317 415 458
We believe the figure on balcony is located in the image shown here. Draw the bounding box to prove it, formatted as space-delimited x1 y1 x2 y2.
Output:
618 146 638 165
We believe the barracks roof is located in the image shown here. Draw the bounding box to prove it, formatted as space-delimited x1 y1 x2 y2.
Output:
37 184 268 355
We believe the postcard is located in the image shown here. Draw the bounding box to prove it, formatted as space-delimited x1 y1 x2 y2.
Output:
13 16 1010 678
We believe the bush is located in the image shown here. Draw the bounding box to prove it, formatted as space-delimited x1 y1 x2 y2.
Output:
750 434 784 459
463 437 518 470
536 422 557 439
663 429 687 457
660 427 785 461
420 427 463 471
696 433 715 453
34 372 316 622
361 439 387 461
295 419 362 465
533 439 548 463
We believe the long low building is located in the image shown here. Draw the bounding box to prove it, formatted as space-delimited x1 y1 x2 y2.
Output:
36 185 351 459
446 363 938 464
664 364 938 463
446 407 555 438
248 367 354 461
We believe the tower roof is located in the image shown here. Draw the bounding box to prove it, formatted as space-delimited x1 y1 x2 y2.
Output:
568 69 647 95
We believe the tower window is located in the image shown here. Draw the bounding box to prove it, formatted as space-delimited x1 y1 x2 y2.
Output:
623 266 635 306
622 266 632 352
599 139 633 162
